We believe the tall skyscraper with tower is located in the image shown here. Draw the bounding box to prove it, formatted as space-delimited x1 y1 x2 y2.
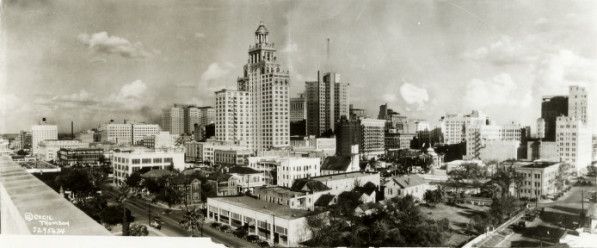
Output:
215 22 290 151
305 38 350 137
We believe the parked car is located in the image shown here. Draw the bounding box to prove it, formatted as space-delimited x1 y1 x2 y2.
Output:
246 235 260 243
219 225 230 232
257 241 270 247
210 222 221 229
150 217 162 230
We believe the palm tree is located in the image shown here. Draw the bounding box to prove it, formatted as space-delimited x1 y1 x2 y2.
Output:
115 184 138 236
180 204 205 237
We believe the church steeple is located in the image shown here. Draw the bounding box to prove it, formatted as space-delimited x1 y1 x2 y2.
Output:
255 21 269 44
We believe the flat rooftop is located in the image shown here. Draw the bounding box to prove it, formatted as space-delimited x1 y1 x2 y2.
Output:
209 196 312 219
255 186 306 197
18 161 58 169
0 157 111 235
311 171 379 181
519 161 559 169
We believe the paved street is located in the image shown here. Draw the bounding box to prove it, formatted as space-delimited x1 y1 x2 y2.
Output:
125 198 256 247
500 185 597 247
99 184 255 248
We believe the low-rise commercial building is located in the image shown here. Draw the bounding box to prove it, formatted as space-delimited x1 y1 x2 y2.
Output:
196 141 250 164
142 131 177 149
514 161 561 199
308 171 380 196
276 157 321 188
207 196 319 247
184 140 200 162
57 147 103 166
37 140 88 161
214 148 252 166
111 149 185 185
254 184 331 211
228 166 266 192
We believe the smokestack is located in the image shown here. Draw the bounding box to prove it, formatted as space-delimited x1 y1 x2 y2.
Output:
124 119 127 124
71 121 74 140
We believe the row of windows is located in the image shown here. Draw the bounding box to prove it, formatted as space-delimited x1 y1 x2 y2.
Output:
130 157 173 164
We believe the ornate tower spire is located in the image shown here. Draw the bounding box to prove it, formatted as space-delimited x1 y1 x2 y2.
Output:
255 21 269 44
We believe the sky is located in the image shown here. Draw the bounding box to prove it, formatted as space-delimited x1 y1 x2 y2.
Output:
1 0 597 134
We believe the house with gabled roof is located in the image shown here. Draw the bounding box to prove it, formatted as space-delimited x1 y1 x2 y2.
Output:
383 174 434 201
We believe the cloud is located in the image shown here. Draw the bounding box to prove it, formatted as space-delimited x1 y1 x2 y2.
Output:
532 49 597 94
194 32 206 39
281 41 298 53
107 80 149 110
51 90 98 106
464 73 532 109
199 62 235 91
399 83 429 107
463 36 536 65
77 32 154 59
382 93 398 103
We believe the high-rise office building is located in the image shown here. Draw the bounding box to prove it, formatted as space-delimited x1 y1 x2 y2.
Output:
100 123 132 145
186 106 202 135
335 116 362 157
568 85 588 124
465 122 522 160
536 118 546 139
31 118 58 154
349 104 367 119
541 96 568 141
162 105 185 135
215 23 290 151
290 94 306 122
99 122 160 145
359 118 386 158
215 89 251 145
440 110 489 145
132 123 161 145
556 116 592 172
305 71 350 136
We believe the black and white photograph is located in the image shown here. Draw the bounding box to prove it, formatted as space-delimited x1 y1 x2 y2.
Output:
1 0 597 247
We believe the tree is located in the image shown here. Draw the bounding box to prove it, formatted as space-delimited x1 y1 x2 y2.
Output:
115 184 138 236
16 149 28 156
448 162 487 183
306 195 449 247
492 165 524 198
129 223 149 236
126 171 143 188
489 195 518 223
101 205 126 226
180 205 205 237
55 168 97 201
335 191 363 219
553 162 573 192
424 189 444 206
75 194 108 223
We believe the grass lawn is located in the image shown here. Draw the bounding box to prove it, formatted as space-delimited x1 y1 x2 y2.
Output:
420 203 490 246
421 203 489 230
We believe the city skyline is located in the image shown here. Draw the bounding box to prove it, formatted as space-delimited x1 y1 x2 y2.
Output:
2 0 597 134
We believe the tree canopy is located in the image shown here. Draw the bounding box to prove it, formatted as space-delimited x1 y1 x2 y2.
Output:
306 195 449 247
